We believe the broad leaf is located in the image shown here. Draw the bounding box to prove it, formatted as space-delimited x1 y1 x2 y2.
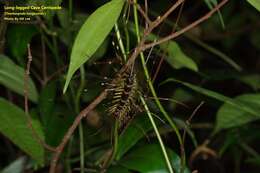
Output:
247 0 260 12
63 0 124 92
0 98 44 164
132 24 199 72
162 79 260 117
120 144 190 173
0 55 38 102
216 94 260 131
160 41 198 72
162 79 260 133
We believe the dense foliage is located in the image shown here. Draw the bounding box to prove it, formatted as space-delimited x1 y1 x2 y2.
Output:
0 0 260 173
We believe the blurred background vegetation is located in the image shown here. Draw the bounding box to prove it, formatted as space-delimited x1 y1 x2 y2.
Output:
0 0 260 173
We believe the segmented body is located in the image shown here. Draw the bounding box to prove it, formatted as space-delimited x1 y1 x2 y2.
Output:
108 68 139 132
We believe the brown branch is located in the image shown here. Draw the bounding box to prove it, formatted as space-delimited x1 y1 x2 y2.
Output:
49 0 228 172
25 45 56 152
181 101 204 172
128 0 151 25
49 91 107 173
147 0 184 33
136 4 151 24
152 0 185 83
142 0 228 50
144 0 148 29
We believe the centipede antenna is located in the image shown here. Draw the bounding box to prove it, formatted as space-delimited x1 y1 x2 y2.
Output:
151 112 166 124
145 43 155 64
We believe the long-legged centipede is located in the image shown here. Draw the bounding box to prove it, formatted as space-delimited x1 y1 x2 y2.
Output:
107 67 140 132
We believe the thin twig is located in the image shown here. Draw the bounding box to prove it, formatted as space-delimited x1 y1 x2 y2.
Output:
181 101 204 172
142 0 228 50
144 0 148 29
147 96 189 108
25 45 56 152
146 0 185 34
182 101 205 149
136 4 151 24
152 0 185 82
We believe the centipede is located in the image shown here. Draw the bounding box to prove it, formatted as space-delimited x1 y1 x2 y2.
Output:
107 67 140 132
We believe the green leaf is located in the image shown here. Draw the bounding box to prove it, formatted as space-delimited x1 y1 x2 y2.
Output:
160 42 198 72
116 114 153 160
162 79 260 116
170 88 193 109
7 25 37 65
63 0 124 93
216 94 260 131
1 157 26 173
120 144 190 173
134 24 198 72
0 55 38 103
161 79 260 133
247 0 260 12
0 98 44 164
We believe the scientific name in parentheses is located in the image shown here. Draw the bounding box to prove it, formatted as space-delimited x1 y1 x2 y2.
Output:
4 6 62 11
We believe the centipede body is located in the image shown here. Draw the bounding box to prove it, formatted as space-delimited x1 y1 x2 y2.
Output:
107 68 139 132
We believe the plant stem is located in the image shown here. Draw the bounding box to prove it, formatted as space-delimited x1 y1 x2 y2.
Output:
133 0 185 169
140 96 174 173
115 23 127 61
76 66 86 173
